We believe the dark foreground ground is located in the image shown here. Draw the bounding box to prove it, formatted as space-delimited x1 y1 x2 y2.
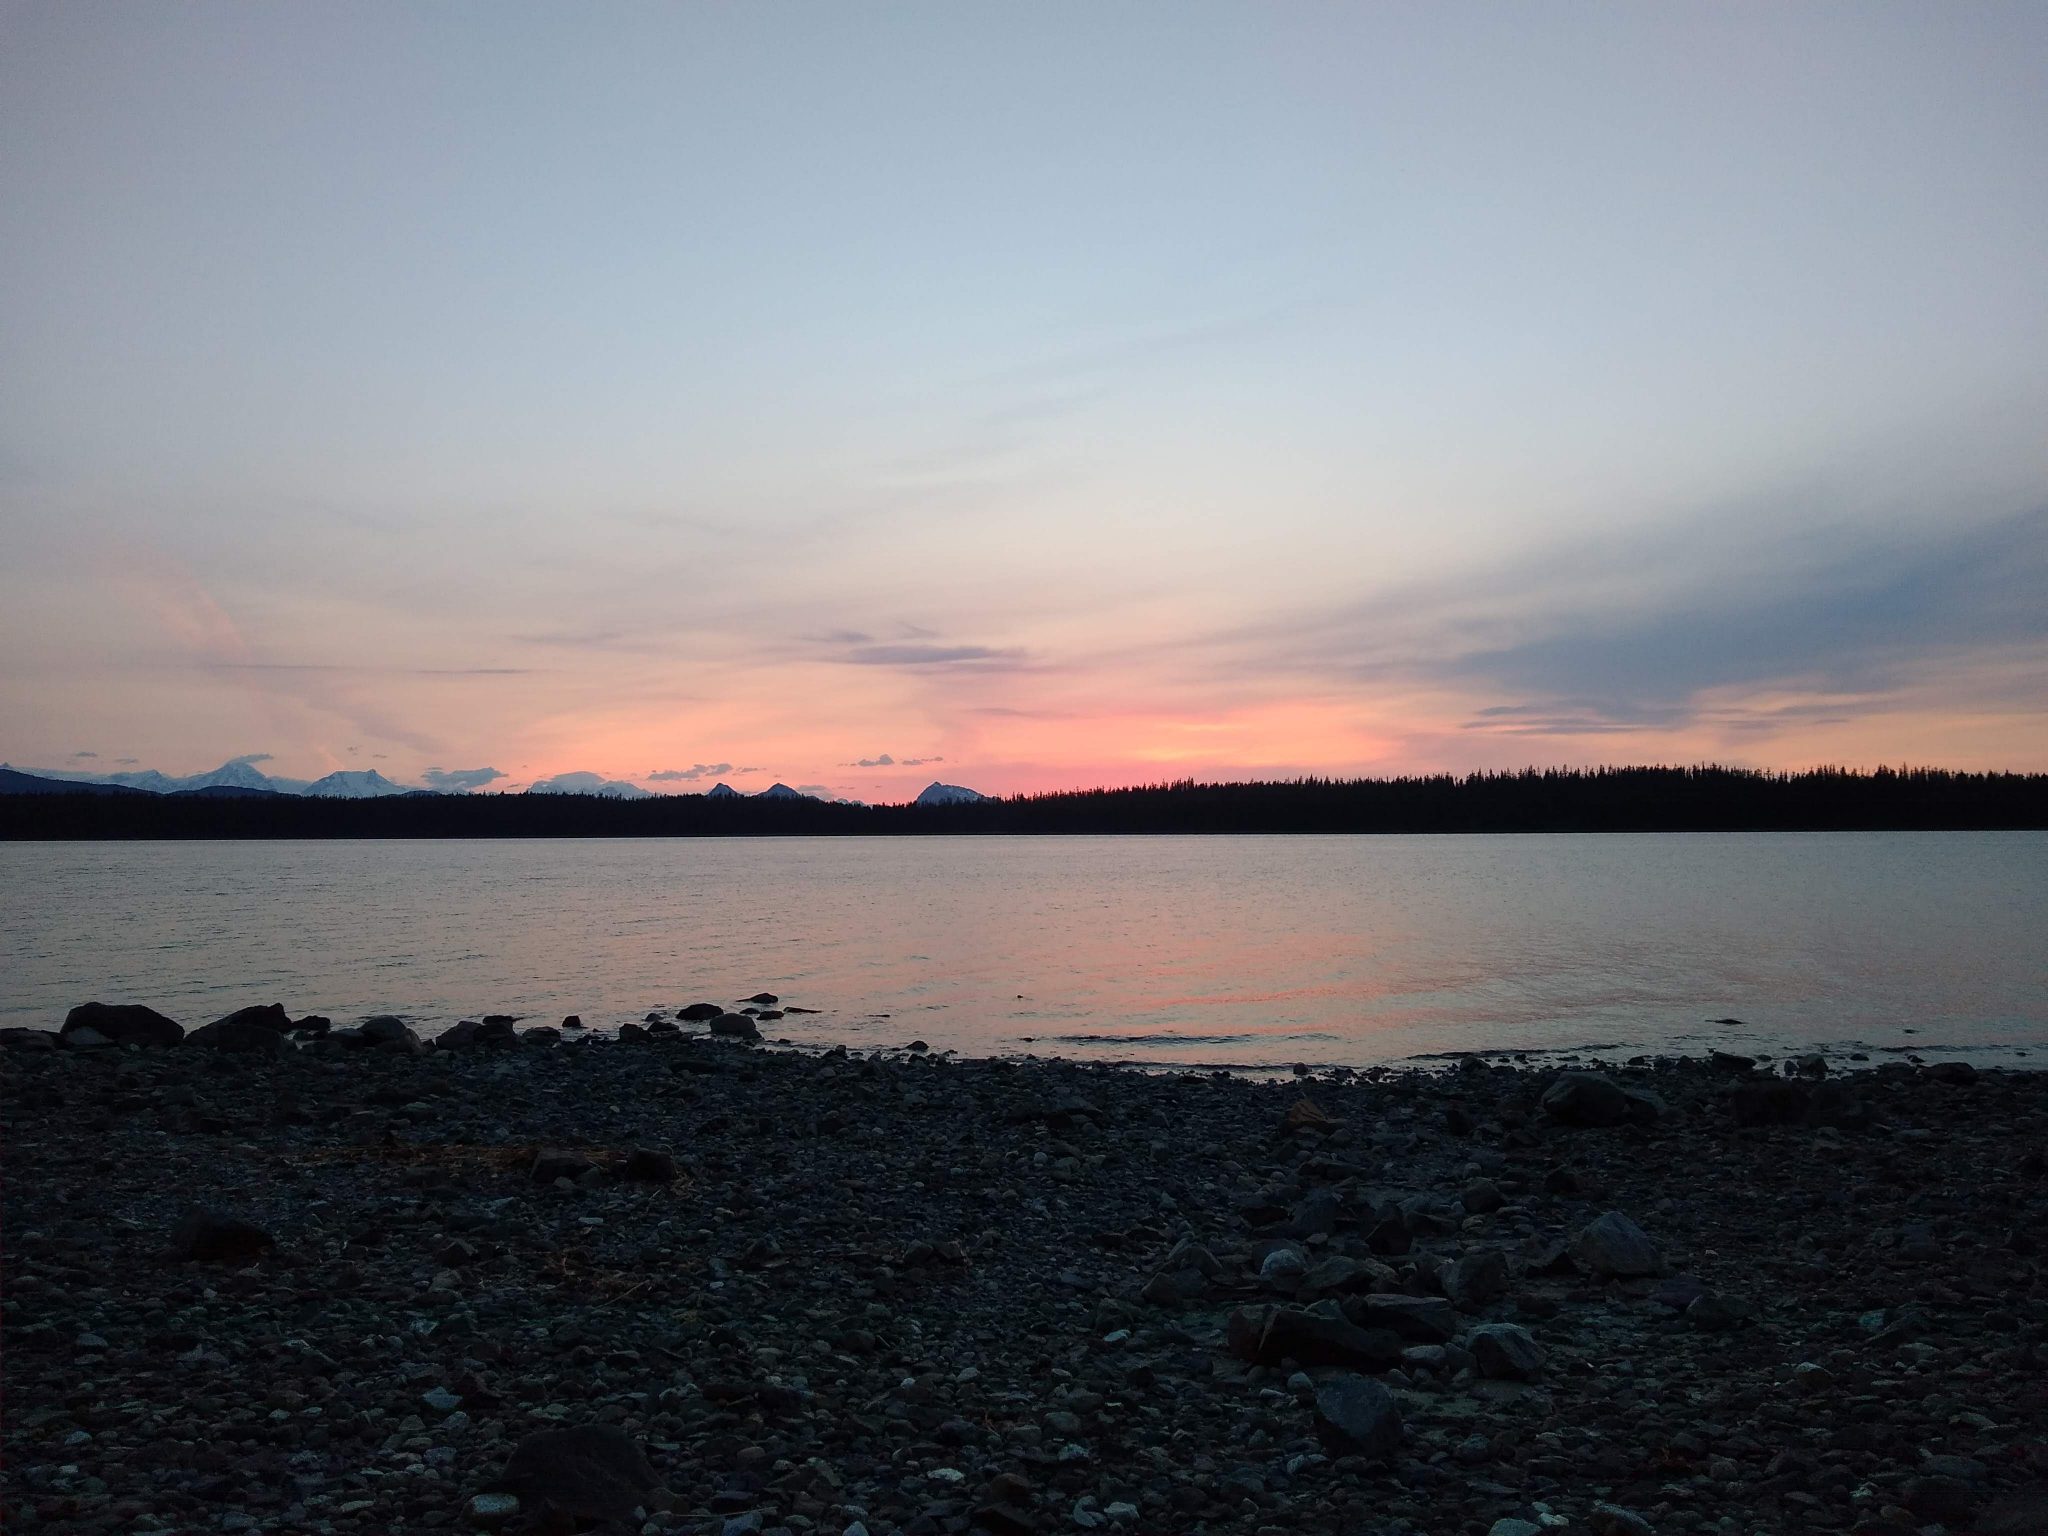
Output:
4 1018 2046 1536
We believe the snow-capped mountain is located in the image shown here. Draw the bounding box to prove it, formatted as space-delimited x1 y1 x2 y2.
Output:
757 783 813 800
301 769 410 798
183 758 288 793
29 759 293 794
525 771 654 799
914 781 986 806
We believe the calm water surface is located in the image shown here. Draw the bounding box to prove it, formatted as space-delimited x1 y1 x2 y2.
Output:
2 834 2043 1068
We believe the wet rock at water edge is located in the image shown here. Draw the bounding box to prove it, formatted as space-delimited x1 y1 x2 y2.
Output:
745 991 780 1005
711 1012 763 1040
521 1025 563 1046
679 1002 725 1021
1540 1070 1664 1127
0 1027 55 1051
1572 1210 1662 1276
1313 1374 1402 1458
187 1007 295 1054
164 1210 276 1263
562 1014 584 1029
61 1001 184 1049
493 1424 666 1524
357 1014 425 1053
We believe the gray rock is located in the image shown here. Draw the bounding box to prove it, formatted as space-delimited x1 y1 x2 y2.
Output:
164 1210 275 1263
1572 1210 1662 1276
1312 1374 1401 1458
467 1491 520 1529
188 1012 293 1055
532 1148 598 1184
1540 1070 1663 1126
710 1013 762 1040
1252 1306 1402 1370
359 1015 424 1053
61 1001 183 1049
1466 1322 1545 1380
1259 1247 1307 1285
1589 1506 1655 1536
679 1002 724 1021
1461 1178 1505 1214
496 1424 663 1523
1350 1294 1457 1343
521 1025 562 1046
622 1148 677 1183
1444 1248 1511 1311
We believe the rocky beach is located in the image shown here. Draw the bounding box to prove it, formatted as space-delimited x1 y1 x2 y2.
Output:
4 1004 2045 1536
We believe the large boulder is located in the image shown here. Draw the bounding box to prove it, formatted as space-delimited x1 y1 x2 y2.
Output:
1251 1306 1402 1371
188 1011 293 1055
61 1002 183 1049
678 1002 725 1021
494 1425 665 1524
358 1015 424 1053
1349 1294 1458 1343
709 1013 761 1041
1572 1211 1663 1277
1443 1248 1511 1312
1313 1375 1402 1458
1541 1071 1663 1127
211 1003 291 1033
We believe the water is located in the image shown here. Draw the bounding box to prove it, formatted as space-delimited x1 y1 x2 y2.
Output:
2 833 2043 1068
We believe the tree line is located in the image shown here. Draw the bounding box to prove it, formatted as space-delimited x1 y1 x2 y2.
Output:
4 765 2046 839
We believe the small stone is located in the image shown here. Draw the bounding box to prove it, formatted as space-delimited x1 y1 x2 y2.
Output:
1589 1504 1656 1536
1791 1361 1833 1392
1312 1374 1402 1458
468 1492 520 1528
1461 1178 1505 1214
1571 1211 1662 1276
421 1386 463 1414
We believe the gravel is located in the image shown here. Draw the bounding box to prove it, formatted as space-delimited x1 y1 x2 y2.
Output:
4 1021 2046 1534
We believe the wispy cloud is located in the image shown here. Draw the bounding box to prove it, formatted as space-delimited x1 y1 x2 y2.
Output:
421 766 505 793
648 762 732 782
1209 503 2048 741
839 643 1025 668
71 749 98 758
205 662 534 676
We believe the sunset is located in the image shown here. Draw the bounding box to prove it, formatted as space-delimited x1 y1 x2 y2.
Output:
3 6 2045 1535
6 5 2045 798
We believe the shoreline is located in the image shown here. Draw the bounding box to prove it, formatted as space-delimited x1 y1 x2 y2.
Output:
5 1014 2045 1534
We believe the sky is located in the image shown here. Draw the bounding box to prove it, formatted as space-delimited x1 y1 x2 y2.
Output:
3 3 2046 800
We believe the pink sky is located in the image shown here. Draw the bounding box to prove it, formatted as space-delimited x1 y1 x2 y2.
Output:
3 6 2046 796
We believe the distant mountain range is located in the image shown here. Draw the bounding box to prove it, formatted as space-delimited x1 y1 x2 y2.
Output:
2 760 984 805
12 760 413 798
